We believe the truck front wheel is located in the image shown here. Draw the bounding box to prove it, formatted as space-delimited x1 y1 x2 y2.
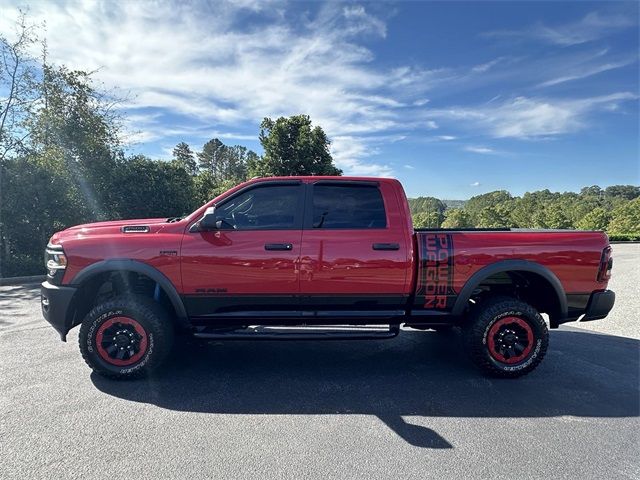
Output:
463 296 549 378
79 295 174 379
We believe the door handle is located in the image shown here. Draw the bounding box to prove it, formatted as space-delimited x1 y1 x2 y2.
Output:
372 243 400 251
265 243 293 251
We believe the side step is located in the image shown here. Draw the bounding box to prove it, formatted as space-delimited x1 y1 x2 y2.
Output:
192 324 400 341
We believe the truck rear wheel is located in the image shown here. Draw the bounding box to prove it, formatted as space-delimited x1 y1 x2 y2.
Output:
463 296 548 378
79 295 174 379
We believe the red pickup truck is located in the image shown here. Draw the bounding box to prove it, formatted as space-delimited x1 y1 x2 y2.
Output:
41 176 615 379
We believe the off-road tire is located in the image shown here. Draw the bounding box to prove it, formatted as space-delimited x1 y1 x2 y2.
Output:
463 296 548 378
79 295 174 379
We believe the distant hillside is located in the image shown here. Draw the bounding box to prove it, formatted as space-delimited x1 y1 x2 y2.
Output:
407 197 466 211
442 199 466 209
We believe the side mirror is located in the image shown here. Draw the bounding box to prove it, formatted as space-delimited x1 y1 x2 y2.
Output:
198 206 218 231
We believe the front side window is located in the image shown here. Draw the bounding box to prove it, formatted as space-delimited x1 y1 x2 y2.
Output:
215 184 302 230
312 184 387 229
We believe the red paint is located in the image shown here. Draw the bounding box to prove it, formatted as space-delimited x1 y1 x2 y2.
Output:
49 176 611 310
299 181 413 297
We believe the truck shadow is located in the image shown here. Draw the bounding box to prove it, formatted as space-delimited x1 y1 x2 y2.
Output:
92 328 639 449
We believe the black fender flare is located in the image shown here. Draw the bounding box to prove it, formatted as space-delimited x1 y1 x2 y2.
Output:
71 259 189 326
451 260 568 323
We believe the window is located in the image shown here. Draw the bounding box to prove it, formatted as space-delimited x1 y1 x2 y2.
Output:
215 184 302 230
312 184 387 229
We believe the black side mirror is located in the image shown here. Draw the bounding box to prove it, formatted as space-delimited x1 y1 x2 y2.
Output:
199 206 218 230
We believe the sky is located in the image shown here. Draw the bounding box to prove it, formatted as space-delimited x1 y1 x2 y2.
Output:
1 0 639 199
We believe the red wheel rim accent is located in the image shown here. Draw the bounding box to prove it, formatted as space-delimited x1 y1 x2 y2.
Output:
487 316 534 364
95 316 148 366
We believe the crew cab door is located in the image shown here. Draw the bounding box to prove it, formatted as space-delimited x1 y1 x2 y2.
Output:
181 181 304 317
299 181 413 315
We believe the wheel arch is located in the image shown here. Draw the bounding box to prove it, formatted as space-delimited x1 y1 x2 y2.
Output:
68 259 189 330
452 260 568 326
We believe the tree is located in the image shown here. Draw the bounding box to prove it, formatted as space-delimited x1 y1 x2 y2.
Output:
576 207 610 231
197 138 225 179
408 196 446 227
172 142 197 176
412 211 441 228
441 208 472 228
197 138 253 183
250 115 342 177
113 155 197 219
0 10 39 160
608 198 640 234
604 185 640 201
464 190 513 226
543 202 572 229
476 204 513 228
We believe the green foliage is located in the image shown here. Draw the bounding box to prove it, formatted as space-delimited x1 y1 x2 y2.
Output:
172 142 197 176
607 198 640 235
111 155 197 219
250 115 342 177
576 207 611 231
408 197 445 227
608 234 640 241
412 211 441 228
197 138 253 183
476 204 514 228
464 190 513 226
441 208 472 228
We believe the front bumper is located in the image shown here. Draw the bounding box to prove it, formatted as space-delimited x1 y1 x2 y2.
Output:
40 281 77 341
581 289 616 322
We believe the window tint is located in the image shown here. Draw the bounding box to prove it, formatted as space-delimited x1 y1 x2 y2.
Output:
216 185 301 230
312 185 387 229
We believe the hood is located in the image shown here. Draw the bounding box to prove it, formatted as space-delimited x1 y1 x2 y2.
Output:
49 218 175 245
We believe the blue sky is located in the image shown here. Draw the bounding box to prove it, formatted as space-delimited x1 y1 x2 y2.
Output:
3 0 639 198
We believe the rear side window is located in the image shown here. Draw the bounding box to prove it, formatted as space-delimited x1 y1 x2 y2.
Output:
312 184 387 229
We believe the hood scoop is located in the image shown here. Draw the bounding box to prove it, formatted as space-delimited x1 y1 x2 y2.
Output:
122 225 150 233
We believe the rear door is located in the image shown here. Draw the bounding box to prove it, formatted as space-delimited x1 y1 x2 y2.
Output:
299 180 412 316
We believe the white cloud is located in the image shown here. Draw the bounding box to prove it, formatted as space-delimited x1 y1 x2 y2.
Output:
404 164 415 170
485 11 636 46
465 146 495 154
435 135 456 141
1 1 443 175
470 181 481 187
431 93 638 139
330 136 394 177
538 57 636 87
425 120 438 130
471 57 507 73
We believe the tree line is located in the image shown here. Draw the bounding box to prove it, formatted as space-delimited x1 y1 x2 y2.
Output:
409 188 640 236
1 14 638 277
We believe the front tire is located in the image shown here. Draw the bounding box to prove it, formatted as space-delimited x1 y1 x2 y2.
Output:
463 296 548 378
79 295 174 379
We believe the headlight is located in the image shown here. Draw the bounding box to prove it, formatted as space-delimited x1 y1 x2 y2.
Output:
45 245 67 276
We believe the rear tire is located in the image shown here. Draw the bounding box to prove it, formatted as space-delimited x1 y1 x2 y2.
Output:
79 295 174 379
463 296 548 378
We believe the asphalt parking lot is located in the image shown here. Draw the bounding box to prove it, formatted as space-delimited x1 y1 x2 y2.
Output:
1 244 638 479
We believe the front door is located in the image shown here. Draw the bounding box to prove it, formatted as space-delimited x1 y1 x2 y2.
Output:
181 181 305 318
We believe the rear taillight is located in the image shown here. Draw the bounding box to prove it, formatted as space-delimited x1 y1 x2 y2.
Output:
597 246 613 282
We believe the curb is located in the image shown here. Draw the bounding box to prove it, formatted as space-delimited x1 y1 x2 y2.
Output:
610 241 640 244
0 275 45 286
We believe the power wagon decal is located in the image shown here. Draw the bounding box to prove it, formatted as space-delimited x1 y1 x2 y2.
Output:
417 233 456 309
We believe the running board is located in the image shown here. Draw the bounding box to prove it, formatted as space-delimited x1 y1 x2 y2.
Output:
192 324 400 341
